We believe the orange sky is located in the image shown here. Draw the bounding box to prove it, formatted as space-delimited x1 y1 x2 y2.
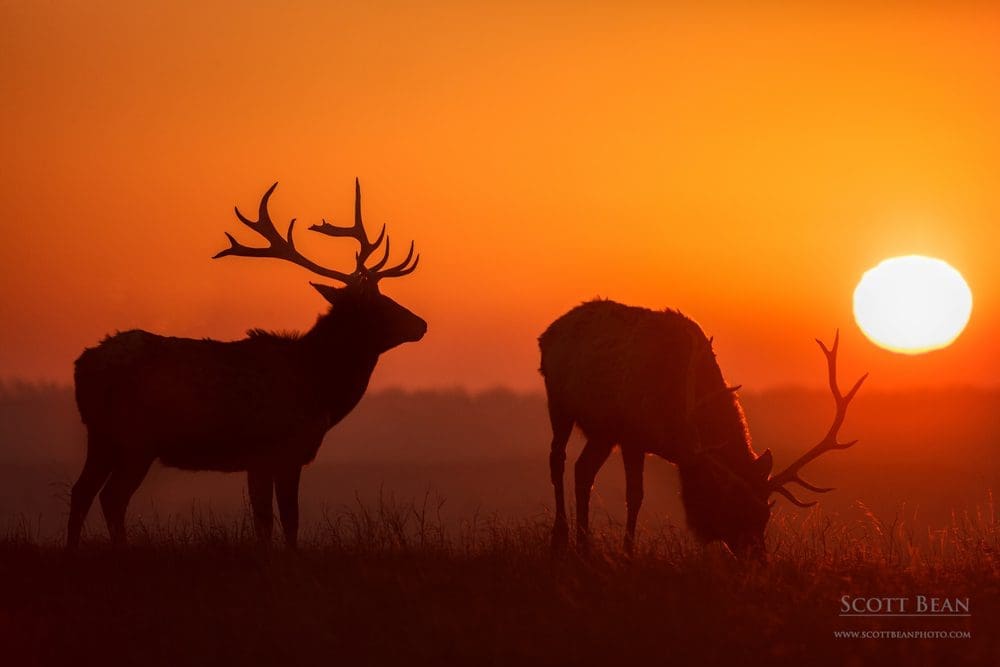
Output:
2 2 999 391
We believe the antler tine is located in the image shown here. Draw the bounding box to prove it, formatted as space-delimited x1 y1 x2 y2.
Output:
215 182 286 259
774 486 817 508
308 178 401 279
228 182 281 242
371 240 419 281
368 224 387 253
214 183 356 283
768 331 867 504
309 179 381 246
292 179 419 284
354 175 363 230
365 236 391 273
787 475 835 493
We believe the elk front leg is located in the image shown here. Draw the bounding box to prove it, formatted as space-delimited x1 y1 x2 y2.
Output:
574 440 613 549
247 469 274 545
547 403 574 551
622 446 645 554
274 466 302 549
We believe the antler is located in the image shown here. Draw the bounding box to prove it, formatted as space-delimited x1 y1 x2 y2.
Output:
215 180 419 285
214 182 356 283
308 178 419 283
767 331 867 507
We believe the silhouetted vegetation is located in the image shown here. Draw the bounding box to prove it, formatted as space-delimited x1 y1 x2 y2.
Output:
1 494 996 666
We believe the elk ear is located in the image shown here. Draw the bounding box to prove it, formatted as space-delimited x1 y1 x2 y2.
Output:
753 449 773 479
310 282 342 305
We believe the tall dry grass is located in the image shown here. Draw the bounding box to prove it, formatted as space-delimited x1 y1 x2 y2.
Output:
1 492 996 665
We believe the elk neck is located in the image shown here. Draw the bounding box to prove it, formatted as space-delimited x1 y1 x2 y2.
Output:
674 356 764 526
690 391 756 469
682 332 758 472
297 309 382 421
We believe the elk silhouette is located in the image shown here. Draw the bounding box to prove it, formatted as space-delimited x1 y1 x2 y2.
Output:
68 180 426 548
539 300 866 556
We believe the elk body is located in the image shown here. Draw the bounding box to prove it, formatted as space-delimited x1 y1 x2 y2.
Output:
69 181 425 548
539 300 865 556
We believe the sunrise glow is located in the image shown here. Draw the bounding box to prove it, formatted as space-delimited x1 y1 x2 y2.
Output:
853 255 972 354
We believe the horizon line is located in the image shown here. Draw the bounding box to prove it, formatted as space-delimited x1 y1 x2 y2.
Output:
2 377 999 396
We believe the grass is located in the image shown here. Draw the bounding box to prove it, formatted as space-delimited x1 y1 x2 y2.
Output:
1 493 997 666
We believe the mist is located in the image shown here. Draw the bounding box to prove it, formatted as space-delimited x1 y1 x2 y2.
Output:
2 381 996 539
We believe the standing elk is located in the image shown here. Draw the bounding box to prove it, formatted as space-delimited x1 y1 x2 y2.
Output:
69 180 426 548
539 300 866 556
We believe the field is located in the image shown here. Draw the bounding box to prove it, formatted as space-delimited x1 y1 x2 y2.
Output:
1 494 997 666
1 385 998 665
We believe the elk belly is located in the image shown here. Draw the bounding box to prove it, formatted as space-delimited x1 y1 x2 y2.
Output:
157 440 257 472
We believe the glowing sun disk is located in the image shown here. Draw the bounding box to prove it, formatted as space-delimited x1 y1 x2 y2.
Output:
853 255 972 354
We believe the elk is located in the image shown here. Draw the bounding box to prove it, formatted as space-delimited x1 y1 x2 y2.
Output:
68 180 426 549
539 300 866 556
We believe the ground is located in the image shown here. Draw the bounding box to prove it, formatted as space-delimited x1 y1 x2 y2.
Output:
0 499 996 666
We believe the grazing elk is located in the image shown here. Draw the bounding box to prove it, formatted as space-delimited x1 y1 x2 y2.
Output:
539 300 866 556
69 180 426 549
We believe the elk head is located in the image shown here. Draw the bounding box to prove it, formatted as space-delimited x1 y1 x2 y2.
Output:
684 331 866 557
214 180 426 353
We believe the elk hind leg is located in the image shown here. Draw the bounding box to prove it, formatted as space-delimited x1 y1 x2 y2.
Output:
274 466 302 549
247 469 274 546
622 446 645 554
99 456 153 546
67 440 113 549
547 401 574 551
574 439 613 549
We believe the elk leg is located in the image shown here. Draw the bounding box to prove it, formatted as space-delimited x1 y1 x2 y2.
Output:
99 457 153 546
247 469 274 545
574 439 613 548
547 402 574 551
622 446 645 554
274 466 302 549
67 442 113 549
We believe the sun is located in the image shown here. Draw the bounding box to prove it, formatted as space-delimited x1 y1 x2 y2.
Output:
853 255 972 354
